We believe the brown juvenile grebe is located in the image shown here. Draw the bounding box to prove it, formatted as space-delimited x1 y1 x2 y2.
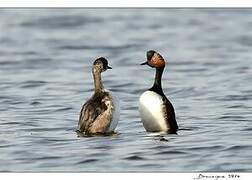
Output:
78 57 120 135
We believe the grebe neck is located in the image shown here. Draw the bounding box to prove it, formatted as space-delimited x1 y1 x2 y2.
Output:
92 68 104 93
149 67 165 95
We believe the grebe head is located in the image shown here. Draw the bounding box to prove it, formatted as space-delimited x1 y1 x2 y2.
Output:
93 57 112 73
140 50 165 68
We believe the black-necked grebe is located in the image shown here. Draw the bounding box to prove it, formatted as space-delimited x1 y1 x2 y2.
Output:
78 57 120 135
139 50 178 134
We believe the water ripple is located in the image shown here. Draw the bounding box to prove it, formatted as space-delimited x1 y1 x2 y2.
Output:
20 15 102 29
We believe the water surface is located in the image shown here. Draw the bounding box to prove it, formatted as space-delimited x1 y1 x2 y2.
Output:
0 9 252 172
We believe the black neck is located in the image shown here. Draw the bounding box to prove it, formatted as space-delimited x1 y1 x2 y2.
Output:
149 67 164 95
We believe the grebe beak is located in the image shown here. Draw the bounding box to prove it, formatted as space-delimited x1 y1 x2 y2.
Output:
140 61 148 65
107 65 112 69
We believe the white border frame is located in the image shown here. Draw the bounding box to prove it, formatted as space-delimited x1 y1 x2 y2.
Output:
0 0 252 8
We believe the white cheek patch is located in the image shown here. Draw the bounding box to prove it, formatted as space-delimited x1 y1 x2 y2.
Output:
139 91 167 132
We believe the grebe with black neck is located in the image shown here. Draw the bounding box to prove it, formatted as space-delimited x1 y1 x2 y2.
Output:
78 57 120 135
139 50 178 134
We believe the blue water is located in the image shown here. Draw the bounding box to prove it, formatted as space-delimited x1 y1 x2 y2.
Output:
0 9 252 172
